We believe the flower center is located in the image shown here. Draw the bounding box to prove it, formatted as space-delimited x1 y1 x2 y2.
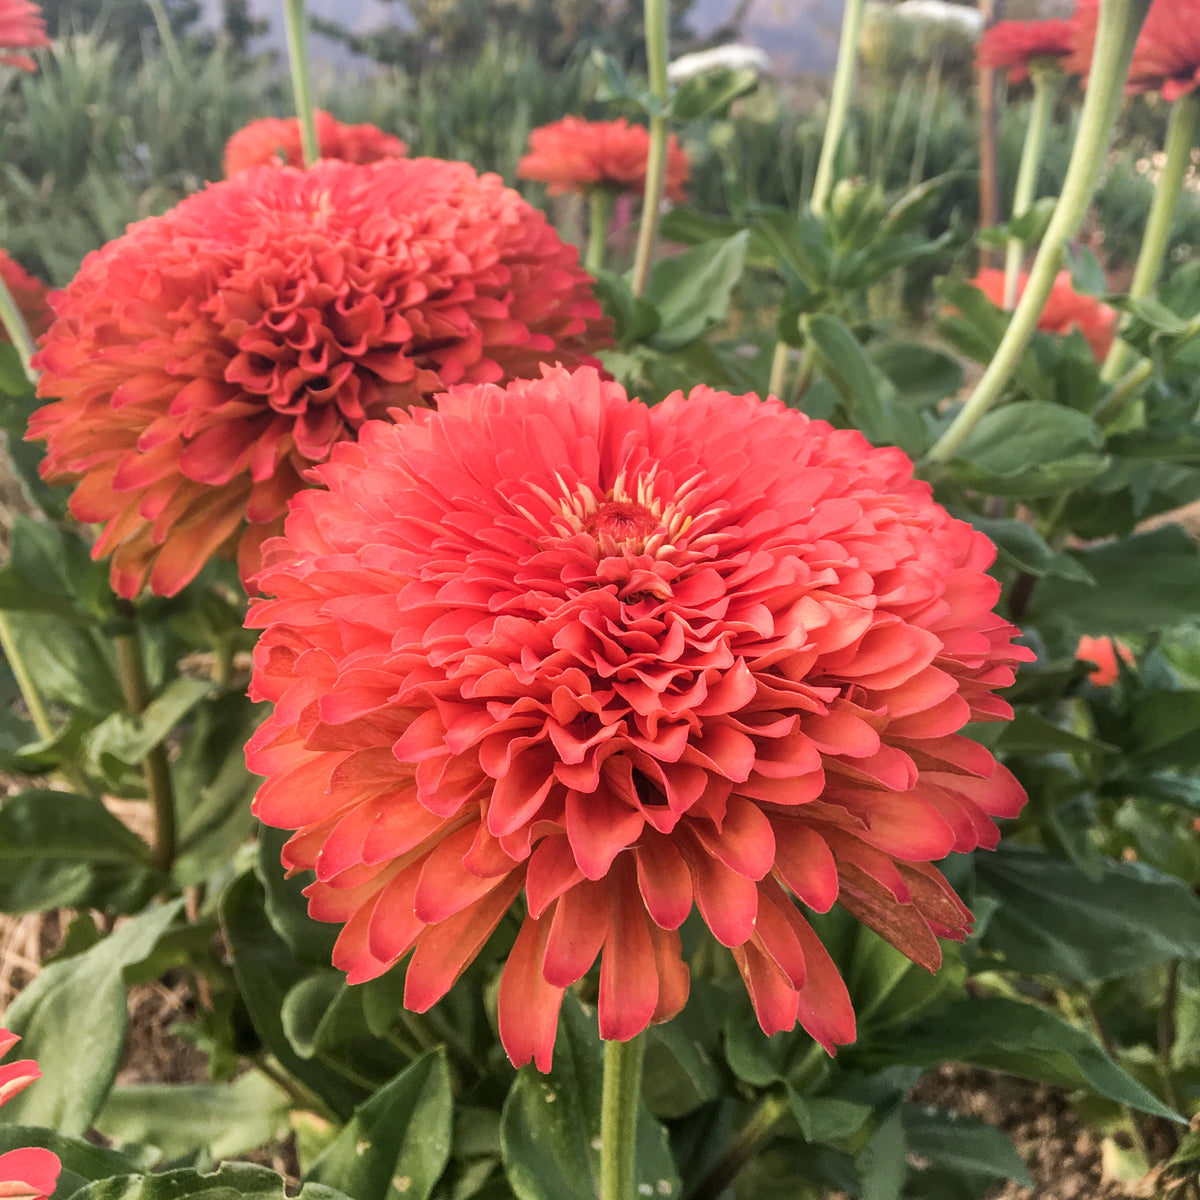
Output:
585 500 659 546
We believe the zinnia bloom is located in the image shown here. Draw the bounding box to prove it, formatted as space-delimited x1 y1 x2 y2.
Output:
0 251 50 343
1069 0 1200 100
1076 635 1134 686
976 19 1075 83
29 159 610 598
223 111 407 176
0 0 48 71
247 365 1032 1071
0 1030 61 1200
517 117 690 202
971 268 1117 361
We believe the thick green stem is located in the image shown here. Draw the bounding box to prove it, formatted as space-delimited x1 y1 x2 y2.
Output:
599 1033 645 1200
1003 69 1060 309
630 0 670 298
115 605 176 875
0 272 38 386
686 1091 791 1200
1102 92 1199 381
811 0 866 216
0 614 52 740
928 0 1151 464
586 189 615 275
282 0 319 167
767 340 790 400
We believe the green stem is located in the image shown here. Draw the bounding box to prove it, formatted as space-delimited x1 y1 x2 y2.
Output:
114 604 176 875
0 613 52 740
599 1033 646 1200
586 189 615 275
630 0 670 298
0 272 38 386
1095 309 1200 427
810 0 866 216
767 340 790 400
282 0 319 167
1101 92 1200 381
686 1091 791 1200
1003 69 1060 309
928 0 1151 464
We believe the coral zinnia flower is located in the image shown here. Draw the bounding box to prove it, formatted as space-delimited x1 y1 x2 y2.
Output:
971 268 1117 361
0 1030 61 1200
1076 635 1134 686
247 365 1032 1071
0 0 48 71
976 19 1075 84
223 111 407 176
29 159 610 598
0 251 50 344
518 116 690 202
1069 0 1200 100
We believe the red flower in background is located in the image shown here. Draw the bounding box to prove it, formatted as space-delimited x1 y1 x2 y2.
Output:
976 19 1075 84
1069 0 1200 100
0 0 48 71
247 365 1032 1071
1076 636 1134 686
518 116 690 202
0 1030 61 1200
29 159 610 599
223 111 407 175
0 251 50 343
971 268 1117 361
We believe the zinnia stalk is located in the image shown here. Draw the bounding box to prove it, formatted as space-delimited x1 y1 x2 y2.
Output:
976 19 1075 84
29 159 610 598
0 0 48 71
247 365 1032 1071
223 111 407 175
517 117 689 203
1069 0 1200 100
0 1031 60 1200
971 268 1118 361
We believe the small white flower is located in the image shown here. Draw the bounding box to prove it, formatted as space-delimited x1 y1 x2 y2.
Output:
668 43 771 84
893 0 983 37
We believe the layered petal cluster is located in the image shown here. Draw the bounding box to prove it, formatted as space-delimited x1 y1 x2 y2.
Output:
1076 635 1134 686
971 268 1117 361
223 111 407 175
518 117 689 202
0 1030 60 1200
247 366 1032 1071
976 18 1075 83
1069 0 1200 100
29 159 610 598
0 0 48 71
0 251 50 344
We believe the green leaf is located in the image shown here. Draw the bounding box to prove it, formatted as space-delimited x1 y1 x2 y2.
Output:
95 1073 290 1162
975 844 1200 982
642 1019 721 1119
856 1107 905 1200
870 342 963 410
255 825 338 963
645 233 749 352
1027 526 1200 634
0 1125 142 1200
991 708 1115 756
945 401 1108 498
787 1093 871 1144
902 1105 1033 1188
0 901 183 1134
87 677 213 773
500 994 680 1200
870 997 1179 1120
956 512 1094 583
305 1050 453 1200
0 790 161 913
67 1163 350 1200
671 67 758 122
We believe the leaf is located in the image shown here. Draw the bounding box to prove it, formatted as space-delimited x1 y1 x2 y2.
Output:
945 401 1108 498
870 342 963 410
500 993 680 1200
87 677 213 772
1027 526 1200 634
869 997 1179 1120
974 844 1200 982
855 1107 905 1200
0 1126 141 1200
0 790 161 914
67 1163 350 1200
644 233 749 352
671 67 758 122
305 1050 452 1200
642 1020 721 1120
902 1105 1033 1188
955 511 1094 583
991 709 1115 756
0 901 183 1134
786 1093 871 1144
95 1073 291 1161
